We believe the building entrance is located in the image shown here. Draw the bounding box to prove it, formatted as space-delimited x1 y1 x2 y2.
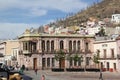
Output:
33 58 37 69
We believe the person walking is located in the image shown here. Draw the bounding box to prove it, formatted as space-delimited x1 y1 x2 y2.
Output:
41 75 45 80
34 68 38 75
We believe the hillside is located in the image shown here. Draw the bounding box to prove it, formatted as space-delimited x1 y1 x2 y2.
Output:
53 0 120 27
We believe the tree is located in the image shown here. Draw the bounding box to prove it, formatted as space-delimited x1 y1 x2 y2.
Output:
98 26 105 36
66 53 83 68
93 54 99 64
55 50 66 69
73 54 83 68
92 50 100 68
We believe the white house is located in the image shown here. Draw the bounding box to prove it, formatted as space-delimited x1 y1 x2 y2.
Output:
111 14 120 24
94 36 120 72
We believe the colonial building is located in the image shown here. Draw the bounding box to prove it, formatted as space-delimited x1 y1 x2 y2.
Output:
94 36 120 72
0 40 19 66
18 29 95 70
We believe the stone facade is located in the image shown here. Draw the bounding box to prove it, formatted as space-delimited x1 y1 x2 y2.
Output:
18 29 95 70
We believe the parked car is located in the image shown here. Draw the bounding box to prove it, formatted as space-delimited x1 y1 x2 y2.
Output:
7 66 15 71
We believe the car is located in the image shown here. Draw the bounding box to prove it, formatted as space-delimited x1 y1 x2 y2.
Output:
7 66 15 71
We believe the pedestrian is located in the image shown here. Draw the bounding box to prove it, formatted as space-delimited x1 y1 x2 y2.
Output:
41 75 45 80
34 68 38 75
99 71 103 80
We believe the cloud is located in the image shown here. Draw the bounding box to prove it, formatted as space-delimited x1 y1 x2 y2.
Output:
0 0 88 17
0 23 40 39
27 8 47 17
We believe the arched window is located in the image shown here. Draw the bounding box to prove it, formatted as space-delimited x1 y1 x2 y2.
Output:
51 40 54 51
47 58 50 67
85 42 89 51
46 40 50 52
69 41 72 52
77 41 80 51
73 41 76 51
60 40 64 50
41 40 45 52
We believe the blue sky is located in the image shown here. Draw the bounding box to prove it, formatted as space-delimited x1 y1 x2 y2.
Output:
0 0 101 39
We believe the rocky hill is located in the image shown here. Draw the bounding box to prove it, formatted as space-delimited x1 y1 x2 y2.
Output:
52 0 120 27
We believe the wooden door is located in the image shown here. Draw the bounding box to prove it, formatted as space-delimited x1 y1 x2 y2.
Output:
33 58 37 69
60 59 65 68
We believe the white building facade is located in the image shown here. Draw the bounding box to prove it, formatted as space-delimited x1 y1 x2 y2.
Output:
94 38 120 72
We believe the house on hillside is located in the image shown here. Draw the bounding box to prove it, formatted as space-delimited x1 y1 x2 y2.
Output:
111 14 120 24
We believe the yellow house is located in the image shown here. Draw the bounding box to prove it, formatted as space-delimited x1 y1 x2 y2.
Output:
0 40 19 66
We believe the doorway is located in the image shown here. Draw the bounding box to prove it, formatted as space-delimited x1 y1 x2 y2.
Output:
60 59 65 68
33 58 37 69
107 62 109 71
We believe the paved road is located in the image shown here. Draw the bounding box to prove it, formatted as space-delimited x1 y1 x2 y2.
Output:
24 70 120 80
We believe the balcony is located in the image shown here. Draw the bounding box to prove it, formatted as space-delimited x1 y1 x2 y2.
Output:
99 57 116 60
41 50 56 54
117 54 120 59
11 56 17 61
19 50 40 55
23 50 32 55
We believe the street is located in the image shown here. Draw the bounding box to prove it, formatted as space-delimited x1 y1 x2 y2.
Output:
24 70 120 80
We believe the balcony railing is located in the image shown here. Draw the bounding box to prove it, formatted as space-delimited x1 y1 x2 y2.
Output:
19 50 40 55
99 57 116 60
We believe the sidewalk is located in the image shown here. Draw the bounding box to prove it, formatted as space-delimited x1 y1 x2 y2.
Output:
24 70 120 80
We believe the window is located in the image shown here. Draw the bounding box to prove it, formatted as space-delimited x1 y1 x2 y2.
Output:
60 40 64 50
52 58 55 67
73 41 76 51
51 41 54 51
103 49 107 58
47 58 50 67
69 41 72 52
101 62 103 69
78 57 81 66
86 57 90 65
33 42 37 51
41 40 45 52
113 63 116 70
42 58 46 68
85 42 89 51
23 42 28 50
46 41 50 52
111 49 114 58
77 41 80 51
